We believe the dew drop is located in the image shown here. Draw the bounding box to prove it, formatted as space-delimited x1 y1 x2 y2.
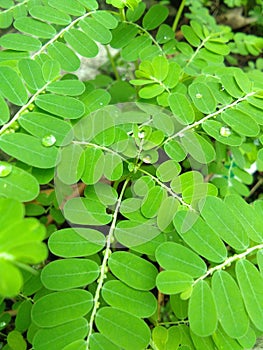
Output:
220 126 231 137
99 102 103 106
195 93 202 99
42 134 56 147
143 155 152 163
0 162 12 177
164 36 167 40
138 131 145 139
0 322 6 328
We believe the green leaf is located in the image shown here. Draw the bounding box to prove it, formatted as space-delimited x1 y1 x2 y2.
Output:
164 139 186 161
32 289 92 327
139 84 165 99
48 227 105 258
108 251 158 290
163 62 181 89
0 133 59 168
157 196 179 231
103 153 123 181
189 280 217 337
89 333 120 350
212 270 249 338
84 182 118 206
181 131 215 164
156 242 207 278
182 25 201 47
92 10 118 29
48 0 85 15
199 196 249 251
0 66 28 105
42 59 61 82
57 144 85 185
32 318 88 350
79 17 112 44
102 280 157 318
122 35 151 62
81 89 111 113
151 55 169 81
168 93 195 125
234 70 252 93
0 95 10 125
173 210 227 263
110 23 138 49
19 112 73 146
7 330 27 350
202 120 244 146
0 33 41 51
182 183 218 207
236 259 263 331
221 108 259 137
220 73 244 98
29 5 72 25
188 83 217 114
126 2 146 22
64 28 98 58
156 270 193 294
141 186 166 218
15 300 32 333
156 160 181 182
95 307 151 350
81 147 104 184
14 17 56 39
213 325 243 350
47 80 85 96
190 331 215 350
156 24 175 44
0 260 23 297
0 165 39 202
47 42 80 72
63 197 112 225
62 340 87 350
115 221 161 248
152 111 175 136
142 4 169 30
204 41 230 55
18 58 45 91
41 258 99 290
35 94 85 119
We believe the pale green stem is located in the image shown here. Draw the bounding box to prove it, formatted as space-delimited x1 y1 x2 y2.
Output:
85 178 130 348
105 45 120 81
194 243 263 286
172 0 186 32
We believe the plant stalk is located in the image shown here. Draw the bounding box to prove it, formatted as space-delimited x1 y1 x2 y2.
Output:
172 0 186 32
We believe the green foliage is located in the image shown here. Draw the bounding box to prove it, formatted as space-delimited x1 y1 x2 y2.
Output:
0 0 263 349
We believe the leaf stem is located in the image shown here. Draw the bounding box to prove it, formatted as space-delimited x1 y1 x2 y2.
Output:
105 45 120 81
172 0 186 32
85 178 130 348
194 243 263 285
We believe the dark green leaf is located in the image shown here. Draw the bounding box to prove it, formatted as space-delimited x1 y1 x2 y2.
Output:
142 4 169 30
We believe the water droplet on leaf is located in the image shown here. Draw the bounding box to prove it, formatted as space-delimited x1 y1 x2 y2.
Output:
143 155 152 163
138 131 145 139
0 162 12 177
42 134 56 147
195 93 202 99
0 322 7 328
220 126 231 137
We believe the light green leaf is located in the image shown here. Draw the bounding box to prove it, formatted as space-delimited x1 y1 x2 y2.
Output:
212 270 249 338
48 227 105 258
221 108 259 137
63 197 112 225
202 120 244 146
92 10 118 29
35 94 85 119
62 340 87 350
32 289 92 327
157 196 179 231
126 2 146 22
152 55 169 81
236 259 263 331
95 307 151 350
156 242 207 278
47 42 80 72
29 5 72 25
32 318 88 350
190 331 215 350
79 17 112 44
213 325 243 350
47 80 85 96
122 35 151 61
110 23 138 49
204 41 230 55
141 186 166 218
7 330 27 350
0 33 41 51
156 24 175 44
0 260 23 298
0 198 24 227
19 112 73 146
18 58 45 91
81 147 104 184
189 280 217 337
48 0 85 15
0 94 10 125
163 62 181 89
108 251 158 290
42 59 61 82
84 182 118 206
173 210 227 263
182 25 201 47
236 327 257 349
220 73 244 98
188 83 217 114
139 84 165 99
102 280 157 318
14 17 56 39
152 111 175 136
168 93 195 125
41 258 99 290
0 165 39 202
164 139 186 161
142 4 169 30
156 270 193 294
57 144 85 185
103 153 123 181
182 183 218 207
115 220 161 248
78 0 98 10
156 160 181 182
89 333 120 350
0 133 59 168
81 89 111 113
181 131 215 164
199 196 249 251
0 66 28 105
170 170 203 193
64 28 98 58
234 70 252 93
